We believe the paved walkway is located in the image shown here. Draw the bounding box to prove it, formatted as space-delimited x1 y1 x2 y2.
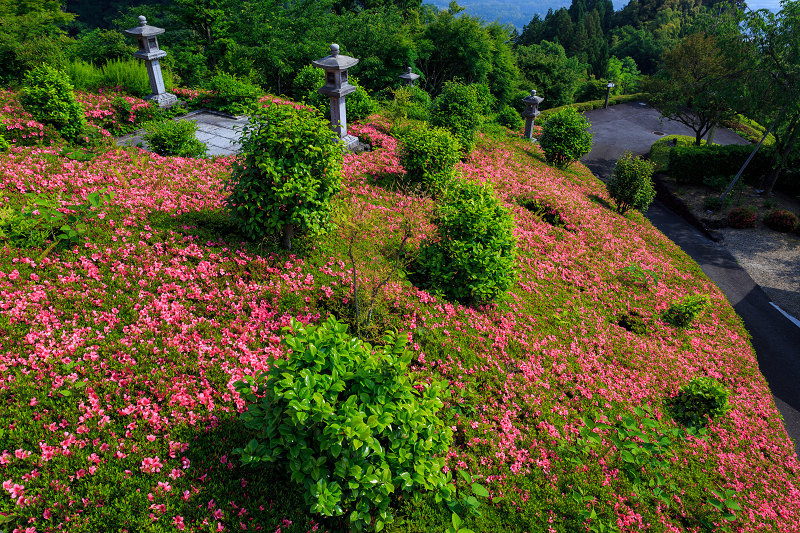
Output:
116 110 248 157
581 102 800 456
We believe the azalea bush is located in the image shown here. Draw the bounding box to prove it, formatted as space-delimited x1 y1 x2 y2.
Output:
539 107 593 168
607 151 656 214
226 101 343 249
142 119 207 158
763 209 798 233
19 65 87 142
727 206 758 229
415 178 517 304
234 316 453 532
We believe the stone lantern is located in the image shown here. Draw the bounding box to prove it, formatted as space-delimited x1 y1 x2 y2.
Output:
399 67 420 87
124 15 177 108
312 43 359 149
522 90 544 140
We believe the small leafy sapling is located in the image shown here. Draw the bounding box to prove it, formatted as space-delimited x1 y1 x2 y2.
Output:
669 376 731 429
538 107 593 168
607 152 656 214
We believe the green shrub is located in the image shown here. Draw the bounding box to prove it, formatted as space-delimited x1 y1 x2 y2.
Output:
667 144 773 186
0 136 9 152
727 206 757 229
233 316 453 532
539 107 593 168
398 123 461 189
669 377 731 428
662 294 710 328
293 65 328 112
430 81 482 155
225 103 343 250
575 79 608 102
101 58 174 98
385 85 431 124
607 152 656 214
66 59 104 91
496 105 524 131
416 179 517 304
142 119 206 158
702 196 725 212
763 209 798 233
205 72 262 115
343 77 376 122
19 65 87 142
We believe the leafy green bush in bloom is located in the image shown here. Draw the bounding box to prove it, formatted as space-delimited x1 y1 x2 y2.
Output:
727 206 757 229
670 376 731 428
416 179 517 304
234 316 453 532
538 107 593 168
205 72 262 114
607 151 656 214
142 119 207 158
19 65 87 142
431 81 482 155
398 123 461 190
763 209 798 233
662 294 710 328
225 103 343 250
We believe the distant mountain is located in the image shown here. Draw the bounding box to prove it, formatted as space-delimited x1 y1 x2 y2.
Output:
427 0 782 30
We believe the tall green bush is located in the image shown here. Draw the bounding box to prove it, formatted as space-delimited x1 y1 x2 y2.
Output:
225 103 343 250
538 107 593 168
234 316 453 532
430 81 481 155
205 72 262 115
398 123 461 189
387 85 432 122
607 152 656 214
19 65 86 142
142 119 207 158
416 179 517 304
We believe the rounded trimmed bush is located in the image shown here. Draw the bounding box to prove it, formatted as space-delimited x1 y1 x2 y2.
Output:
234 316 453 531
19 65 87 142
607 151 656 214
142 119 207 158
727 206 757 229
430 80 481 155
205 72 262 115
416 178 517 304
398 123 461 189
225 103 343 250
669 376 731 428
497 104 524 131
763 209 798 233
538 107 593 168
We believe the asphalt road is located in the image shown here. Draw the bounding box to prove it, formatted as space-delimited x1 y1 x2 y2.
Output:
581 102 800 457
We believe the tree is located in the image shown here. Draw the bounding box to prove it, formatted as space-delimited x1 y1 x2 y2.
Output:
650 32 738 146
516 41 585 108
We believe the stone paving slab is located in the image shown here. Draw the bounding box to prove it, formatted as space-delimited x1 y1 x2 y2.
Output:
116 109 248 158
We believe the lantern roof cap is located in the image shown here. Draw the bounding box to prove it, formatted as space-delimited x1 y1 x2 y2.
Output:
312 43 359 70
522 89 544 105
399 67 420 81
124 16 165 38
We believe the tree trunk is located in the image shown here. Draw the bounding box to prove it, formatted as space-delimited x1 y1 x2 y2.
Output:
761 115 800 195
281 223 295 251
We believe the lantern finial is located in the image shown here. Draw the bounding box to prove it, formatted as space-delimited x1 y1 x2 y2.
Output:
330 43 340 57
138 15 147 26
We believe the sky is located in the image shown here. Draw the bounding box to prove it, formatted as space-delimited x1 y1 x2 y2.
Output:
428 0 783 30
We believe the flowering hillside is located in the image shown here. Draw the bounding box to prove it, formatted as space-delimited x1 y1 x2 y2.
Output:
0 104 798 532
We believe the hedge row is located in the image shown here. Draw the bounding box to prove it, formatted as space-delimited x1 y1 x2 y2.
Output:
539 93 649 121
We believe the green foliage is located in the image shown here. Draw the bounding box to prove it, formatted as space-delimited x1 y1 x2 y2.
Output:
763 209 798 233
292 66 375 122
430 81 482 155
142 119 207 158
100 58 175 98
444 470 494 533
415 179 517 305
662 294 710 328
233 316 453 532
618 264 659 290
19 65 87 143
522 198 570 230
607 152 656 214
575 79 608 102
667 144 773 187
496 105 523 131
515 40 584 109
539 107 593 168
537 93 647 121
385 85 431 124
0 189 114 251
0 135 9 152
66 59 104 91
343 78 377 122
205 72 262 115
669 377 731 429
225 103 343 250
70 29 132 65
605 55 641 94
702 196 726 212
616 312 648 335
727 207 758 229
398 123 461 190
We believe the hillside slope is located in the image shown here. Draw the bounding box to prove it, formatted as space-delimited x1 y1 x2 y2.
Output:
0 107 798 532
